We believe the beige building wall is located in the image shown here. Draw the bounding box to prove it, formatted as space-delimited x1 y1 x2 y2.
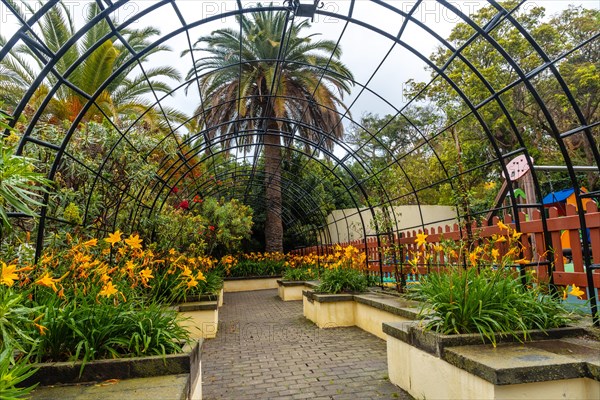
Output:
322 206 457 243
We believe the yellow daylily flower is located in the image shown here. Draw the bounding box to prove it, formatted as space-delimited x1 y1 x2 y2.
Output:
140 268 154 282
0 262 19 287
105 230 122 247
125 260 136 271
82 238 98 248
99 281 118 297
196 271 206 282
415 233 428 247
497 221 510 231
125 234 143 250
512 231 523 240
491 248 500 261
36 272 59 292
468 251 478 266
568 284 585 299
187 277 198 288
34 322 48 336
182 266 193 277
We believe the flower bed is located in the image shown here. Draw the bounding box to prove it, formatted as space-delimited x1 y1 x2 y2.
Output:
0 232 223 397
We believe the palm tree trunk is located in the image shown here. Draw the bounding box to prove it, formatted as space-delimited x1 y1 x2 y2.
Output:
264 119 284 253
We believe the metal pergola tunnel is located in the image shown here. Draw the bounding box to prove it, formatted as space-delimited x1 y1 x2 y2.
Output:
1 0 599 322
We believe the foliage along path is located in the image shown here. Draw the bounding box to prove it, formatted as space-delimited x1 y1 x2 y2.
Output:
202 289 412 399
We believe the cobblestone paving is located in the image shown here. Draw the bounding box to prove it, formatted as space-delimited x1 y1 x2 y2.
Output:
202 289 412 400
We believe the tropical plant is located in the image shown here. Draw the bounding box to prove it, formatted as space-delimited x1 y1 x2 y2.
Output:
407 220 575 345
226 252 286 277
410 267 573 346
316 244 369 293
282 252 319 280
0 1 184 128
143 197 253 258
34 295 189 366
0 287 39 353
0 347 38 400
183 6 354 252
282 266 316 281
317 268 368 294
0 111 52 231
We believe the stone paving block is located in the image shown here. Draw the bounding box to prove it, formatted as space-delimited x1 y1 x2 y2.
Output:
201 289 412 400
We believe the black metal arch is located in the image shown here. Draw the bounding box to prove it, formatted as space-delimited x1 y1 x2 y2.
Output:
1 0 599 317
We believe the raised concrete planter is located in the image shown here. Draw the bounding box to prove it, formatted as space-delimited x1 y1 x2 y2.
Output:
277 280 318 301
178 300 219 339
303 290 419 339
303 291 355 328
384 321 600 400
193 288 224 307
24 340 202 400
223 276 281 292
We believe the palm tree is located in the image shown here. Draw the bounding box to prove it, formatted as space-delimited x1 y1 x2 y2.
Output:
0 1 185 129
184 8 353 252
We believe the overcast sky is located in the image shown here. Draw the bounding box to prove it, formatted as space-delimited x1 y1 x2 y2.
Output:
1 0 597 125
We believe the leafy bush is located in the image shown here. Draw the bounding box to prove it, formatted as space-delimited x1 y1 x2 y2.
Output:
142 197 253 258
409 267 573 345
315 244 369 293
282 267 316 281
406 219 575 345
317 268 369 294
227 260 285 277
0 287 39 353
0 347 38 400
223 253 286 277
0 285 39 399
0 113 52 231
34 295 189 365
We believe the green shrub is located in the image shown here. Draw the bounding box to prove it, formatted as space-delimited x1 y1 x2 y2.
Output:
0 287 39 353
282 267 316 281
34 295 189 367
226 259 286 277
0 347 38 400
409 267 573 345
186 270 224 298
317 268 368 294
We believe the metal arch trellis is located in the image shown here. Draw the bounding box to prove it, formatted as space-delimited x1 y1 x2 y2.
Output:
147 128 377 253
0 0 598 322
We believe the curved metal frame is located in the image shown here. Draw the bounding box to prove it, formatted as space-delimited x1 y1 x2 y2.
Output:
1 0 598 320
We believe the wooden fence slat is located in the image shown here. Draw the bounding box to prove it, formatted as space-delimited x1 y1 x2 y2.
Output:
303 206 599 293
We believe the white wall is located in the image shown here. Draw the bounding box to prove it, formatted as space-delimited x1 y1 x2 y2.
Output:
322 206 457 243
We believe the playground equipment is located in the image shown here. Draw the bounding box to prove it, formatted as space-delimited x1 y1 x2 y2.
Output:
487 155 597 223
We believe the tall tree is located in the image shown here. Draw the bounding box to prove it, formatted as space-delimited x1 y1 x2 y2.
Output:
406 1 599 197
184 8 353 252
0 1 185 129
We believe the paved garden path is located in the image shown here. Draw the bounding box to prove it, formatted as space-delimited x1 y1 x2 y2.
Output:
202 289 412 400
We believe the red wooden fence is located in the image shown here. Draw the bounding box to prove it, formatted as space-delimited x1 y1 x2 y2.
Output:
292 204 600 296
